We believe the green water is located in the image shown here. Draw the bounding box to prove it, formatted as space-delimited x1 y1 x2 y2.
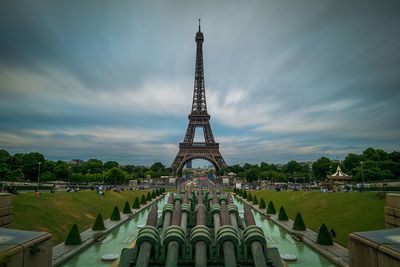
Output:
61 196 168 267
233 197 337 267
62 195 336 266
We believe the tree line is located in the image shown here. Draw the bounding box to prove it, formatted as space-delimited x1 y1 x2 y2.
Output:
0 149 171 184
217 147 400 182
1 147 399 184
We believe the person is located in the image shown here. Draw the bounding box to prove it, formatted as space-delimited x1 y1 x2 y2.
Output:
330 228 336 238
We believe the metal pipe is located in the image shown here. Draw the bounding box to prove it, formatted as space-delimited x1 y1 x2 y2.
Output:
195 241 207 267
136 204 158 267
227 194 239 233
222 241 237 267
165 241 179 267
195 190 207 267
244 204 267 267
250 241 267 267
165 199 182 267
161 193 175 237
220 202 237 267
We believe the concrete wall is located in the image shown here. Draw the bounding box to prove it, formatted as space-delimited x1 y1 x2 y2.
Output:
385 193 400 229
348 232 400 267
0 193 12 227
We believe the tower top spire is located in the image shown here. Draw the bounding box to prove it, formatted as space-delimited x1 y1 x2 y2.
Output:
198 18 201 32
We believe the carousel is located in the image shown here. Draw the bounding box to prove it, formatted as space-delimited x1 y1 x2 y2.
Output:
321 166 352 191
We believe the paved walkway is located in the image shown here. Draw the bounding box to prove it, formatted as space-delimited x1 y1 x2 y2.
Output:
236 195 349 267
52 194 165 267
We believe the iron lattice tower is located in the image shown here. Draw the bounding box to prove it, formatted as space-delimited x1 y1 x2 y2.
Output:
171 21 227 175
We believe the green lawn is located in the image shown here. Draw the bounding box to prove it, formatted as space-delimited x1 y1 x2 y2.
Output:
10 190 150 245
251 190 386 247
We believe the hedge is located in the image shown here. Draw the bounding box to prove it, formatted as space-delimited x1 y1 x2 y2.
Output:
132 197 140 208
110 206 121 220
293 212 306 230
278 206 288 221
259 198 266 209
146 192 152 201
267 200 276 214
123 201 132 214
141 195 147 205
317 223 333 245
92 213 106 231
65 224 82 245
253 196 258 205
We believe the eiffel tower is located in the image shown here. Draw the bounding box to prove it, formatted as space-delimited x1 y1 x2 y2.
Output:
171 21 227 175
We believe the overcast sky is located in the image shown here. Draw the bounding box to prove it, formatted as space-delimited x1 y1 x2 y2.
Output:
1 0 399 166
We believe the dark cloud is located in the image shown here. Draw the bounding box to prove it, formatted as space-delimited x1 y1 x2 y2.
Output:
0 0 400 165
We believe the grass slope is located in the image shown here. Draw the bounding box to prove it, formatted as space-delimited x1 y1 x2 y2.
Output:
252 190 386 247
10 190 149 245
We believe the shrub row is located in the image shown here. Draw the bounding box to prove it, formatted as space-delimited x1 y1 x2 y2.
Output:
235 190 333 246
65 188 166 245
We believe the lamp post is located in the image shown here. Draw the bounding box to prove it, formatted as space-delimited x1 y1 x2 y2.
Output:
68 166 71 187
37 162 41 192
361 161 365 192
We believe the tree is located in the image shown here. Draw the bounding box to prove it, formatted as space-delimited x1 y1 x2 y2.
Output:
317 223 333 245
132 197 140 208
104 161 119 170
278 206 288 221
65 224 82 245
146 192 152 201
110 206 121 220
247 192 253 202
267 201 276 214
82 159 103 174
293 212 306 231
54 162 69 181
342 153 362 175
123 201 132 214
92 213 106 231
20 152 45 181
151 190 156 199
105 167 127 185
242 190 247 199
253 196 258 205
259 198 266 209
141 195 147 205
312 157 332 180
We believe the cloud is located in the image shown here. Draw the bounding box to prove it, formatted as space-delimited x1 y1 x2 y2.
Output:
1 1 400 165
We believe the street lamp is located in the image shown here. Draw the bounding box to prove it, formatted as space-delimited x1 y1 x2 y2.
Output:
37 162 41 192
361 161 365 192
68 166 71 187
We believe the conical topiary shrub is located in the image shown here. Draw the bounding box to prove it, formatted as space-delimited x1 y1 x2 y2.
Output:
146 192 152 201
317 223 333 245
123 201 132 214
278 206 288 221
155 188 160 196
110 206 121 220
243 190 247 199
151 190 156 199
141 194 147 204
247 193 253 202
267 200 276 214
259 198 266 209
92 213 106 231
293 212 306 230
253 196 258 205
162 188 165 193
65 224 82 245
132 197 140 208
